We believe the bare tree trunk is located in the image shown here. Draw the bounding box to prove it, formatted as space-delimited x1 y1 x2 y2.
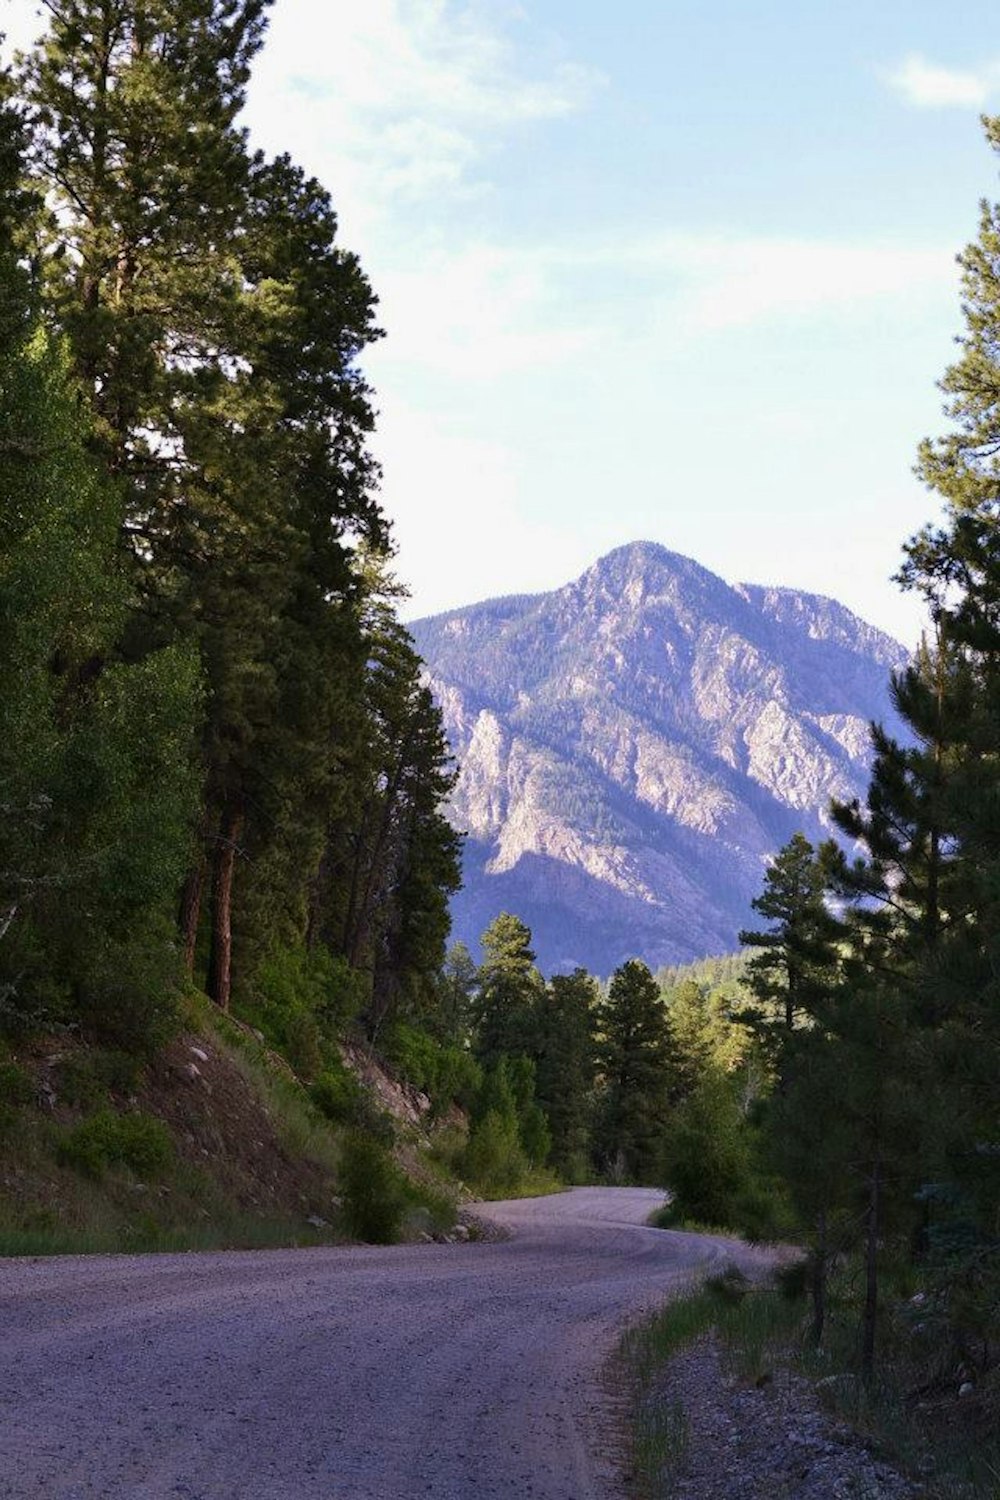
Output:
208 802 243 1012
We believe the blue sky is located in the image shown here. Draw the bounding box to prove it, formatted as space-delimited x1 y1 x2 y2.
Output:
7 1 1000 645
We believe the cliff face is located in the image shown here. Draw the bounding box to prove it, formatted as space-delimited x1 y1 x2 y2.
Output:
410 542 908 975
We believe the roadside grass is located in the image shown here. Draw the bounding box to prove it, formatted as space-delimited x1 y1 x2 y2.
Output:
0 1214 336 1258
0 994 470 1256
0 1104 342 1257
482 1166 564 1200
647 1201 735 1238
194 996 342 1176
619 1260 1000 1500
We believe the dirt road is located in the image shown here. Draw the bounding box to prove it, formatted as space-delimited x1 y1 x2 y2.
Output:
0 1187 747 1499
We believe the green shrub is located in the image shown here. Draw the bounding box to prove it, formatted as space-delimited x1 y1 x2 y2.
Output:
519 1100 552 1167
284 1011 323 1081
311 1061 394 1143
311 1062 364 1124
92 1048 143 1095
428 1121 468 1174
339 1130 407 1244
58 1109 173 1179
54 1053 105 1108
0 1051 33 1130
237 945 370 1081
462 1108 528 1197
383 1024 482 1115
72 924 183 1056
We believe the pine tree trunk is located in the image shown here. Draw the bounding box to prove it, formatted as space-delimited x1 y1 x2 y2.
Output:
862 1154 881 1380
208 802 243 1012
178 857 205 977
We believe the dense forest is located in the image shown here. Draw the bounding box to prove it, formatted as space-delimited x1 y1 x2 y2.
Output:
0 0 462 1055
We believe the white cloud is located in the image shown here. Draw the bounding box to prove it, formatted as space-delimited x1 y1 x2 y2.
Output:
882 52 1000 109
369 231 955 389
247 1 603 236
643 234 955 333
372 242 599 381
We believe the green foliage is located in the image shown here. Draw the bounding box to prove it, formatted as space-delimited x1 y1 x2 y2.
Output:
472 912 544 1067
383 1022 481 1114
310 1061 364 1125
660 1072 791 1240
461 1108 529 1197
534 968 598 1177
0 1047 32 1131
338 1130 408 1244
0 320 201 1051
58 1111 173 1180
239 945 366 1080
738 832 842 1063
594 959 675 1184
461 1054 550 1194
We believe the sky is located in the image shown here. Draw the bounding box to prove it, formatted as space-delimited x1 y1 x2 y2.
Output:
6 1 1000 646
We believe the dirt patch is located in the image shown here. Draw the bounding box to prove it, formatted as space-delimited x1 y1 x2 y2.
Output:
138 1033 340 1224
339 1037 432 1129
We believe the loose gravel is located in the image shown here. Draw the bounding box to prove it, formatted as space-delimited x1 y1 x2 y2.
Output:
640 1333 924 1499
0 1186 746 1500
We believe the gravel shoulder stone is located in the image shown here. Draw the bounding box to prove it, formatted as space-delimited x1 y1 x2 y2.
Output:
641 1333 924 1500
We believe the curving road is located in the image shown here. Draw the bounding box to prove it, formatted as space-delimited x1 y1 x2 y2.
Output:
0 1187 755 1499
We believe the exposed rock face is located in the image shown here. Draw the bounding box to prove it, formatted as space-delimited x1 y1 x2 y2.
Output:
410 542 908 975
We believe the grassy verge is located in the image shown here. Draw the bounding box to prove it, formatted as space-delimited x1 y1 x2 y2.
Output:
619 1269 801 1496
619 1263 1000 1500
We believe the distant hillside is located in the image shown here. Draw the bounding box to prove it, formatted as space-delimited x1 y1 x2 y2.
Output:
410 542 908 975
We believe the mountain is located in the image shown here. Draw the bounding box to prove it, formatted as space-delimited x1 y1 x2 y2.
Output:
410 542 909 975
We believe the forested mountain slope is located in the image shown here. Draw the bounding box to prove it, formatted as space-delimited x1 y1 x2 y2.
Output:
411 542 908 973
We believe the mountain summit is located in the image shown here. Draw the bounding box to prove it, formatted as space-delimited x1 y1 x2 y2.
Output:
410 543 908 974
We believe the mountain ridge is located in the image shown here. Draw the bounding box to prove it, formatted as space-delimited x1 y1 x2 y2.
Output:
411 542 908 974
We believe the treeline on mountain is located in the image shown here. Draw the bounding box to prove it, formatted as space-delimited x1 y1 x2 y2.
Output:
0 2 460 1085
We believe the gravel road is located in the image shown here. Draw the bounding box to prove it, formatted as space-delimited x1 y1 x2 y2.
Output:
0 1187 750 1500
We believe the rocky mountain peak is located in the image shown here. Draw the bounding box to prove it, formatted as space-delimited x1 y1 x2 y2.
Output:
411 544 908 976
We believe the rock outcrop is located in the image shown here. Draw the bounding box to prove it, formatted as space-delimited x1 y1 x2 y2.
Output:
410 542 908 975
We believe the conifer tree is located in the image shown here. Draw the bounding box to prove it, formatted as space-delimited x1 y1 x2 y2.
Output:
0 94 199 1047
533 969 598 1178
738 832 842 1070
472 913 544 1068
594 959 674 1183
883 115 1000 1352
738 835 843 1337
19 2 388 1010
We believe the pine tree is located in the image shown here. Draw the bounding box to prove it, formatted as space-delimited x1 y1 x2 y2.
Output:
533 969 598 1178
309 576 461 1040
594 959 674 1184
472 913 544 1069
20 3 388 1010
883 115 1000 1360
738 832 842 1070
738 835 844 1338
0 96 199 1047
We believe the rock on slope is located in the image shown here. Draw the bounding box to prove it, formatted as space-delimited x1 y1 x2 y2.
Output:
410 542 908 975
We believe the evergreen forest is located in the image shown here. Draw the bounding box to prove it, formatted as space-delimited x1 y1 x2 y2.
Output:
2 4 1000 1482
